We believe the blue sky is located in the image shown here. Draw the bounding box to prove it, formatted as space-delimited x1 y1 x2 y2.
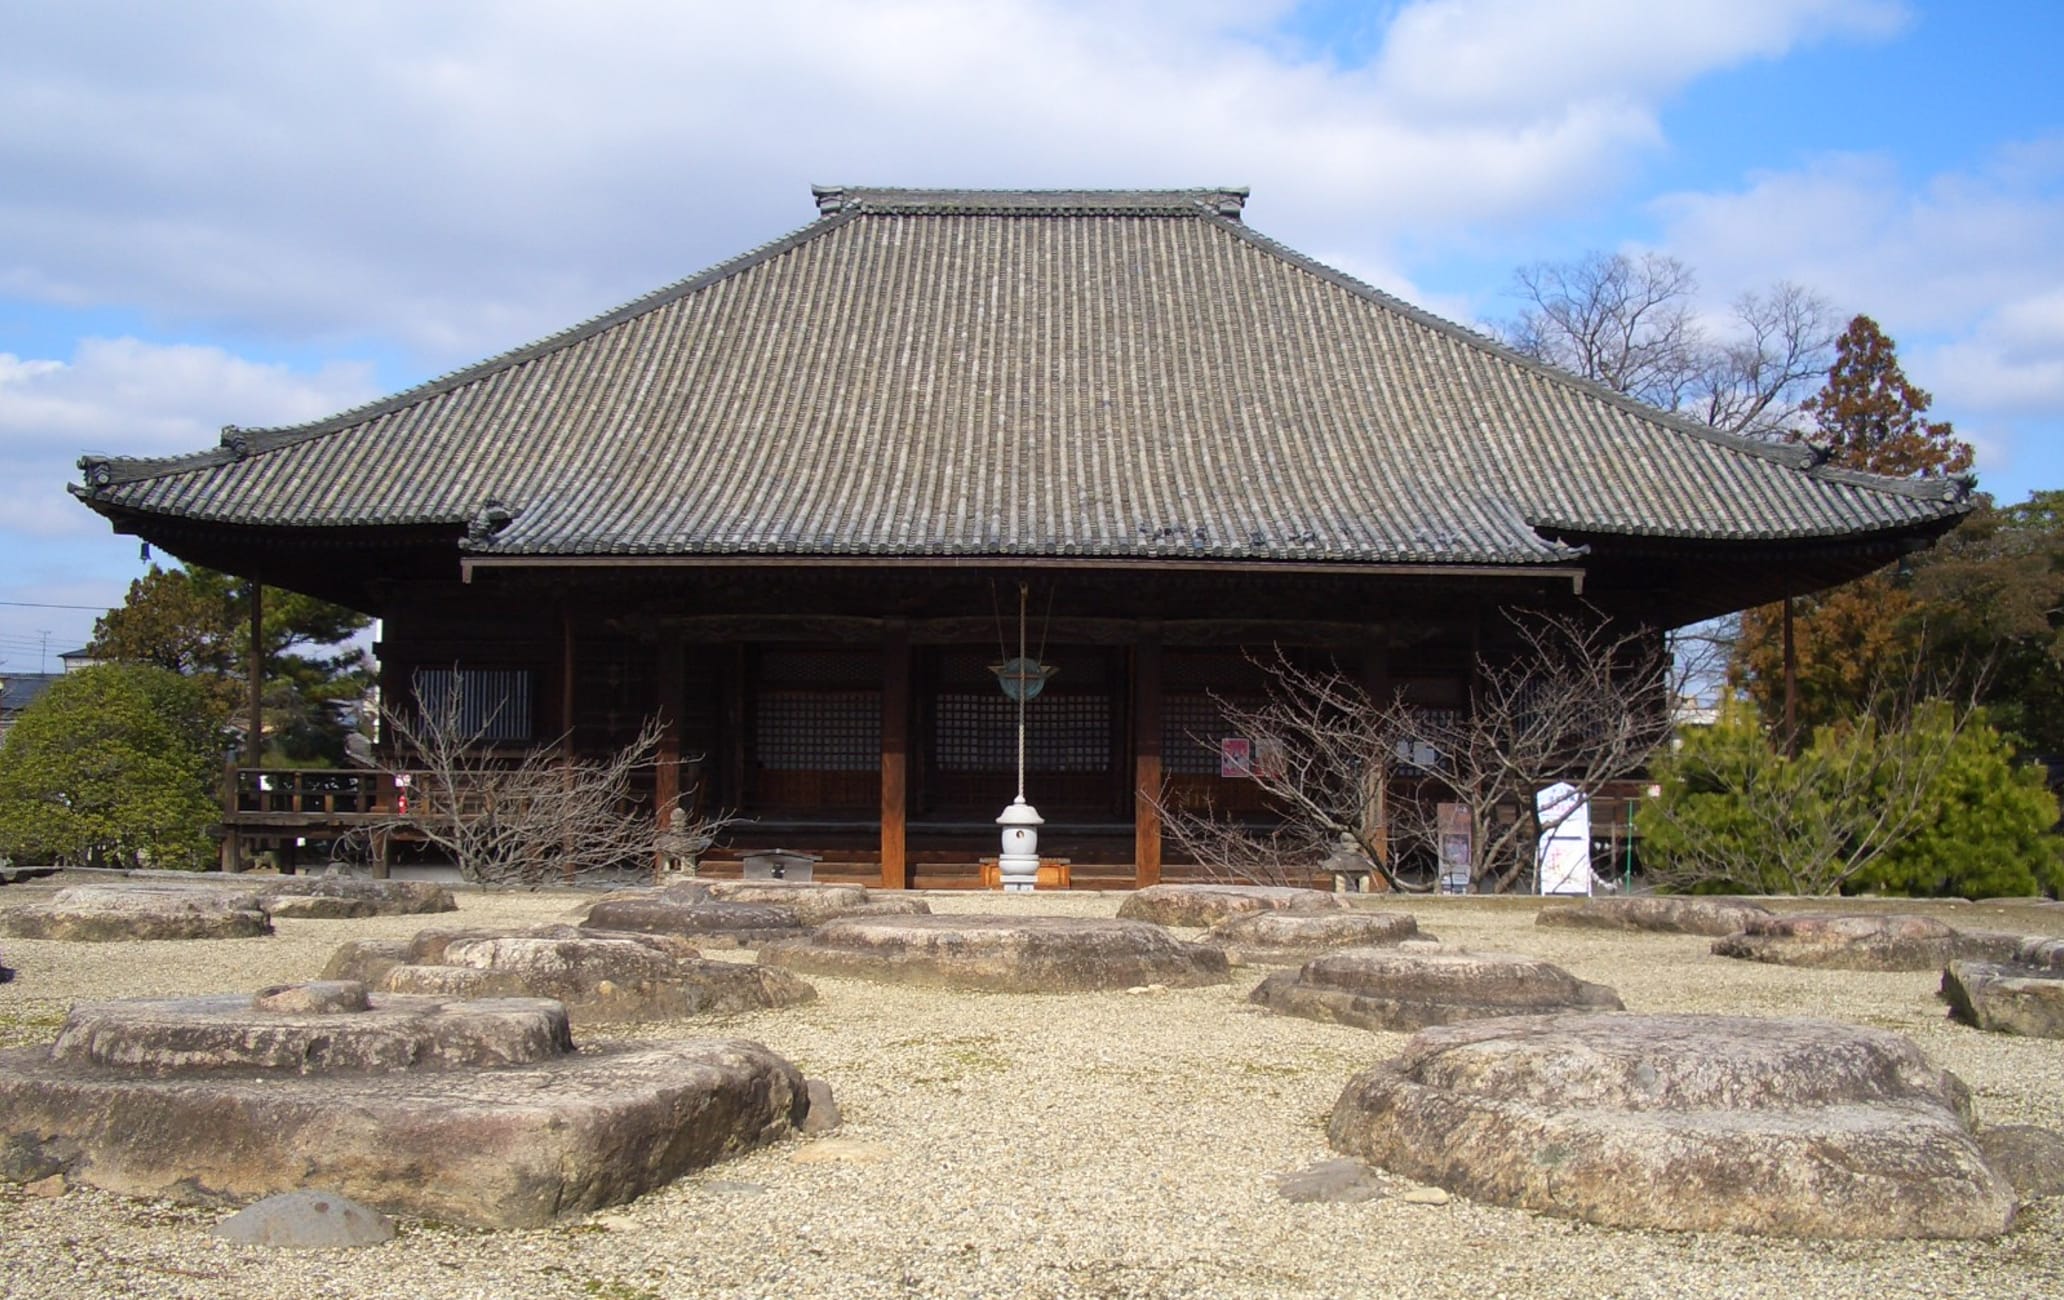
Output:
3 0 2060 667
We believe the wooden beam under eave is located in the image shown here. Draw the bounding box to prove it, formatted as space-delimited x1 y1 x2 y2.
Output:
1133 627 1162 889
881 620 910 890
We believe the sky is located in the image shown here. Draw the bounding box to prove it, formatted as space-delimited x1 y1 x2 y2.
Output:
2 0 2060 670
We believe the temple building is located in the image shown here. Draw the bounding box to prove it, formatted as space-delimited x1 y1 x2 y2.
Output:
74 187 1971 887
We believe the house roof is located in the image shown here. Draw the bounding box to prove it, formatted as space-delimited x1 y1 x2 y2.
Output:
75 186 1969 569
0 672 62 717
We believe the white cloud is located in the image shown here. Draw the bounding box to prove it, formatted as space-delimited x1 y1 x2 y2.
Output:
1370 0 1903 120
0 0 1900 367
1644 137 2064 497
0 339 377 540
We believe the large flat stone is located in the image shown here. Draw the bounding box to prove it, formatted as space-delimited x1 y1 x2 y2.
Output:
1712 914 2005 970
580 897 811 948
1250 947 1622 1031
707 881 930 926
1327 1013 2017 1238
0 1035 807 1229
1976 1125 2064 1199
326 926 813 1024
51 988 573 1074
2010 935 2064 970
1942 960 2064 1038
0 885 272 941
758 914 1229 992
1536 896 1771 937
1204 910 1423 965
258 874 457 919
1115 884 1349 927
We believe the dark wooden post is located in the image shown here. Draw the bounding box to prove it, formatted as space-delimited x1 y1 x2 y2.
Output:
881 620 910 890
373 631 396 879
1132 626 1162 888
560 611 578 743
1782 593 1799 755
654 630 684 823
560 611 577 884
723 644 748 811
218 757 243 873
1363 643 1392 882
245 583 264 767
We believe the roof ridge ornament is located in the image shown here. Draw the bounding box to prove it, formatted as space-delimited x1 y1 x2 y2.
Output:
221 425 251 459
811 185 850 218
467 497 515 543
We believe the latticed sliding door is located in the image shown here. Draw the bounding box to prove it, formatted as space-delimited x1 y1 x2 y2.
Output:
746 648 882 814
925 647 1118 818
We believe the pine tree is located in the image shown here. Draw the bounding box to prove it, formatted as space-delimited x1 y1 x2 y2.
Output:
88 564 372 765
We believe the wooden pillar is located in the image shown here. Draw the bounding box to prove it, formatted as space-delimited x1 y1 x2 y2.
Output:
559 611 578 743
1781 594 1799 755
218 757 243 873
654 630 684 822
1362 643 1393 881
881 620 910 890
1132 626 1162 888
723 644 748 811
560 611 577 885
245 583 264 767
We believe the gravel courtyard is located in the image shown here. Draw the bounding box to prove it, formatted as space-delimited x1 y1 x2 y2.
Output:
2 881 2061 1299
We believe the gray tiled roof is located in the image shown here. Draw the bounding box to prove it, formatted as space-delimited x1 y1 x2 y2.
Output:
75 187 1968 567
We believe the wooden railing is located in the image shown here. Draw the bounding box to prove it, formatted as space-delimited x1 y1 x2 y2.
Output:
228 767 385 818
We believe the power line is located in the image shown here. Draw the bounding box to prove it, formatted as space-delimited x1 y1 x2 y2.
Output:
0 599 110 611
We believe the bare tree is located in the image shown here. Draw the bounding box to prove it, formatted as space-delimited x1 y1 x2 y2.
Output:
1160 612 1673 893
1157 653 1405 889
1690 282 1840 437
1508 252 1703 412
353 685 732 888
1505 252 1836 439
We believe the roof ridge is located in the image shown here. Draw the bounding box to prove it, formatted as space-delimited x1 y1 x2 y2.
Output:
813 185 1250 218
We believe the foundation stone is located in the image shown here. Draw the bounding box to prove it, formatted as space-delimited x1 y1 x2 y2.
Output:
1327 1012 2018 1238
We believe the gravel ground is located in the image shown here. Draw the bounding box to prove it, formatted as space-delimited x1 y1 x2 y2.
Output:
2 879 2062 1299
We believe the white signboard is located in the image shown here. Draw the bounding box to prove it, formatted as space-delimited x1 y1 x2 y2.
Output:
1437 802 1471 894
1535 782 1593 896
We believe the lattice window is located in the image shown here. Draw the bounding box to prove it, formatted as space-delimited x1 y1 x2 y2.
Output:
935 694 1111 773
1162 694 1262 775
412 668 533 742
754 690 881 771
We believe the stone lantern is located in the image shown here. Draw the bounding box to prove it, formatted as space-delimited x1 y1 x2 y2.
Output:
996 796 1044 893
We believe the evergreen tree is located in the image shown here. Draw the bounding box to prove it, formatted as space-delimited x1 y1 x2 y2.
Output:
88 564 372 764
0 663 221 870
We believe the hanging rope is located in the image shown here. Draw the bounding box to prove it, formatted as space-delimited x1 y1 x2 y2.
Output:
1016 581 1028 802
988 578 1011 669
